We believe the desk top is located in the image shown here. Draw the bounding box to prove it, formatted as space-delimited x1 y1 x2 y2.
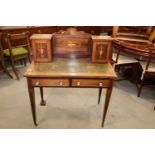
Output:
24 58 116 79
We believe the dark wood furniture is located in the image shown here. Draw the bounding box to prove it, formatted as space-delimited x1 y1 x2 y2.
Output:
112 40 139 81
137 46 155 97
112 26 154 40
0 26 58 49
0 33 13 78
111 26 155 82
0 26 113 49
30 34 53 62
24 59 116 127
4 32 31 80
24 29 116 127
53 28 92 58
112 39 155 98
92 36 113 63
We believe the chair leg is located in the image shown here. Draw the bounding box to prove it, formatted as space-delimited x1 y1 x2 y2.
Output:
3 65 13 78
137 77 145 97
10 59 20 80
23 58 27 66
28 54 31 63
1 62 13 78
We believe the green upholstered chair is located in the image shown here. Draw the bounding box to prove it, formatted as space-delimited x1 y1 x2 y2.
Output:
4 32 31 80
3 47 28 56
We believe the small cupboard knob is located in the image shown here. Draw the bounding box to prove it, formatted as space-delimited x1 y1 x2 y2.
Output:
59 81 63 86
35 81 40 86
99 82 103 87
77 82 80 86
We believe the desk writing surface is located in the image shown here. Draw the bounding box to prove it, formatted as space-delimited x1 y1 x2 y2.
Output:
25 58 116 78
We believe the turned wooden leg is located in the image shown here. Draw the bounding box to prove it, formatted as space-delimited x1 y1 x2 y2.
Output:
98 87 102 104
27 78 37 126
102 81 113 127
40 87 46 106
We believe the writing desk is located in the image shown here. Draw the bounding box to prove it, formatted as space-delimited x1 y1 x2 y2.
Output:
24 58 116 127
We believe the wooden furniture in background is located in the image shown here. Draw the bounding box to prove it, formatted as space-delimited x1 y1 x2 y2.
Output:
137 45 155 97
111 38 155 98
3 32 31 80
112 40 151 84
24 59 116 127
112 40 139 81
0 33 13 78
92 36 113 63
112 26 154 40
0 26 113 49
1 26 154 49
0 26 58 49
30 34 53 62
111 27 155 83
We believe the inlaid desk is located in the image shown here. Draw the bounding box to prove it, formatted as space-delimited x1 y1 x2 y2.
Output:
24 58 116 127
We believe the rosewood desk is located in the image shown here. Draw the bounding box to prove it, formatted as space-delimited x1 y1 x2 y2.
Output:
24 58 116 127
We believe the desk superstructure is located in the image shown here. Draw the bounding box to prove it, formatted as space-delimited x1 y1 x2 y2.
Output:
25 28 116 127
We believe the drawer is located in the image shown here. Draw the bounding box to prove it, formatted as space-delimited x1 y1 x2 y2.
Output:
31 79 69 87
72 79 110 87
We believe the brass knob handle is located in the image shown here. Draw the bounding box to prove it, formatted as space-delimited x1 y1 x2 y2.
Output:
59 81 63 86
35 81 40 86
77 82 80 86
99 82 103 87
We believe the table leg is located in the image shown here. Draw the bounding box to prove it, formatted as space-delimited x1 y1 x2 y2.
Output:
98 87 102 104
40 87 46 106
27 78 37 126
102 81 114 127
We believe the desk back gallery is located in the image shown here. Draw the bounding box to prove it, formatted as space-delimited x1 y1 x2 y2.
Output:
30 28 113 63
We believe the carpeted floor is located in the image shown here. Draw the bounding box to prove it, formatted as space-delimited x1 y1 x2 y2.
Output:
0 65 155 129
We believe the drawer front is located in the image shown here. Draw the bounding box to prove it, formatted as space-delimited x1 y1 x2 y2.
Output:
31 79 69 87
72 79 110 87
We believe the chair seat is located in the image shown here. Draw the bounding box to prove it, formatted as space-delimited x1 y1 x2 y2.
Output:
3 47 28 56
140 61 155 72
112 52 138 65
